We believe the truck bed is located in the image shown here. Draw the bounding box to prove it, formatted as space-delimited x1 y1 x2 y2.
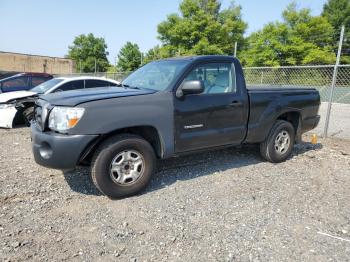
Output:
245 86 320 143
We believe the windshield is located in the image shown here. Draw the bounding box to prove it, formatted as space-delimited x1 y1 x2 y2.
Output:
122 60 190 91
31 78 64 94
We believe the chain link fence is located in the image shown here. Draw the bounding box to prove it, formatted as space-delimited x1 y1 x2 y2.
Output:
244 65 350 103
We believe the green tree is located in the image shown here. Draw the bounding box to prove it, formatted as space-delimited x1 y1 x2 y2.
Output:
322 0 350 63
241 3 335 66
117 42 142 71
67 33 109 72
106 65 118 73
143 45 177 64
155 0 247 58
323 0 350 34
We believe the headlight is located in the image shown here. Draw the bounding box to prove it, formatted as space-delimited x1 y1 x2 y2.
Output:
0 104 15 110
48 106 85 132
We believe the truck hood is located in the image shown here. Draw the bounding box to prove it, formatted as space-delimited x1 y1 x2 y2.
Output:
0 91 37 103
40 86 157 106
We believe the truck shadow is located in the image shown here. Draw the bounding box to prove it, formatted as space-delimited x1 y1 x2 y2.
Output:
63 168 102 196
62 141 322 197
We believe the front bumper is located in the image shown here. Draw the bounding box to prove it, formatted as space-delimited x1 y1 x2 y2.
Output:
31 124 98 170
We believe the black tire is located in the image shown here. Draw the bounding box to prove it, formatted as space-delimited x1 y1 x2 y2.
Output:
260 120 295 163
91 134 156 199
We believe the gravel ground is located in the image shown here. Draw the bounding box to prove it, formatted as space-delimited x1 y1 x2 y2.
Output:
0 128 349 261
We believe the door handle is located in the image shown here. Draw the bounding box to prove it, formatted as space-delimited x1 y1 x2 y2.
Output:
230 100 243 107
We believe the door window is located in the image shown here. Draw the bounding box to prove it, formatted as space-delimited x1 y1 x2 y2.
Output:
32 77 48 87
55 80 84 92
1 76 29 91
184 63 235 94
85 80 117 89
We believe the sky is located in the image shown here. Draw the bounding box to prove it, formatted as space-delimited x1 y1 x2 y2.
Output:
0 0 327 63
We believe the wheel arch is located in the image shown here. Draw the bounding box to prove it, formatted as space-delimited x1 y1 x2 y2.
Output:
12 108 25 127
79 125 164 165
12 102 35 127
276 110 302 143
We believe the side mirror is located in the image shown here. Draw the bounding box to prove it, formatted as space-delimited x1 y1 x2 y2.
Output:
176 80 204 98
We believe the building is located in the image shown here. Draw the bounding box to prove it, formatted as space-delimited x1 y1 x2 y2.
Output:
0 51 75 75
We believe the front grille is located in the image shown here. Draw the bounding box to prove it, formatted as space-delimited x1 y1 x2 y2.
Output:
34 99 50 131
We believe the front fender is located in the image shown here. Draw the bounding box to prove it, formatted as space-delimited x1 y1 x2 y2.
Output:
65 92 175 158
0 106 18 128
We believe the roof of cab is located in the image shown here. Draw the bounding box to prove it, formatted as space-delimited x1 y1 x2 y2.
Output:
159 55 237 62
54 76 119 82
0 72 53 82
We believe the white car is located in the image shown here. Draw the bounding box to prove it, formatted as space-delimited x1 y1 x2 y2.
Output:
0 76 119 128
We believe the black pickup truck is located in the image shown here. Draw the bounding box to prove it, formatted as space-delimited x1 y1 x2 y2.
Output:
31 56 320 198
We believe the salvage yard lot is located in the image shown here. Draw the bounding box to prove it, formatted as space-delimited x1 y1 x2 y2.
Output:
0 128 349 261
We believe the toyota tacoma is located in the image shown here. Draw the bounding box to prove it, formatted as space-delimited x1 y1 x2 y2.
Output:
31 56 320 198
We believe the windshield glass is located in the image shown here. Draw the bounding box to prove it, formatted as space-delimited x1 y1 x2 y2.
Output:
31 78 64 94
122 60 190 91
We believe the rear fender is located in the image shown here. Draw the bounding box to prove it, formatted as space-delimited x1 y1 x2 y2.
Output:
246 106 301 143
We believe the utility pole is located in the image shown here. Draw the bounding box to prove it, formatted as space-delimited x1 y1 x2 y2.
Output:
324 25 345 138
79 60 82 73
94 58 97 74
141 53 143 66
234 42 238 57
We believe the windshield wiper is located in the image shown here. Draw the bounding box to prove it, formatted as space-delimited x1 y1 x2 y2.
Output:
127 86 141 90
118 83 141 90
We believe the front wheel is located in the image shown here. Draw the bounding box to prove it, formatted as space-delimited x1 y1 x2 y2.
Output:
260 120 295 163
91 134 156 199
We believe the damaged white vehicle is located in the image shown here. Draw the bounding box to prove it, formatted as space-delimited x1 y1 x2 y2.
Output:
0 76 119 128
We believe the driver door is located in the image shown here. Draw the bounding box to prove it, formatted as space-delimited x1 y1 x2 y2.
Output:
174 62 247 153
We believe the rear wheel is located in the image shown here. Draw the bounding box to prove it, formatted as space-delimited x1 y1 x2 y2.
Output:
260 120 295 163
91 134 156 199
